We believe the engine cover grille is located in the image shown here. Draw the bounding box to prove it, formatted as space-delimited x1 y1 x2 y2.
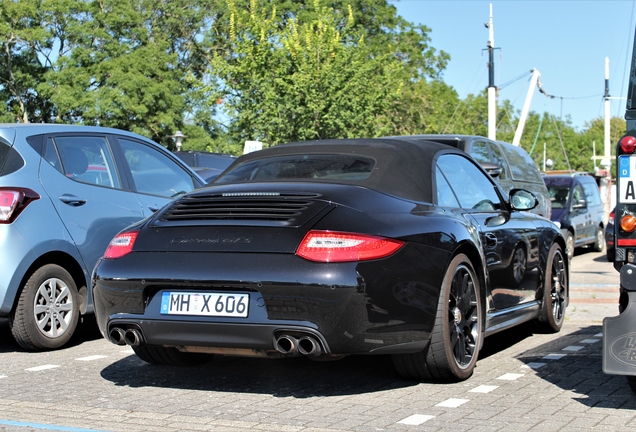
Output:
153 192 329 227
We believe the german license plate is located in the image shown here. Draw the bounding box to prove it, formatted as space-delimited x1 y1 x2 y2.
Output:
160 292 249 317
619 155 636 203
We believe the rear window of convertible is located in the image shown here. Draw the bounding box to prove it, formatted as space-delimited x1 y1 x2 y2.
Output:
215 154 376 183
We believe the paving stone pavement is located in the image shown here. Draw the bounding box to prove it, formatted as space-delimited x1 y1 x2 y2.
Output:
0 249 633 432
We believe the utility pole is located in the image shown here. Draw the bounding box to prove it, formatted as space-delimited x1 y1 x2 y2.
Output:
604 57 611 161
486 3 496 141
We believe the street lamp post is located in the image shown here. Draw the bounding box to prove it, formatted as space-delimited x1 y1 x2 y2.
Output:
170 130 187 151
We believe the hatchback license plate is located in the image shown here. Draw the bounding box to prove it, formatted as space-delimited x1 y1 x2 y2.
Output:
160 292 249 317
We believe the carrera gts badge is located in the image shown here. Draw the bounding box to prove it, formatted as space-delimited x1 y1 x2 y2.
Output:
170 237 251 244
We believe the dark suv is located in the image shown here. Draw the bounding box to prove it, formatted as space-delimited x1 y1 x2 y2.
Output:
543 172 605 260
384 135 551 218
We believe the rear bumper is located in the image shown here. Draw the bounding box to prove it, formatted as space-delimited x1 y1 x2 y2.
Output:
92 246 445 356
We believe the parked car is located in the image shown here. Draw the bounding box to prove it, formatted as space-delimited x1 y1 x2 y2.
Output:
543 172 605 260
93 137 568 382
174 151 237 182
606 206 616 262
384 135 551 219
0 124 205 351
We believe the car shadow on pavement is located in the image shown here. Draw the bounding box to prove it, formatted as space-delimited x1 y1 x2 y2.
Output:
479 321 536 360
100 352 414 397
0 315 103 353
514 324 636 410
98 322 548 397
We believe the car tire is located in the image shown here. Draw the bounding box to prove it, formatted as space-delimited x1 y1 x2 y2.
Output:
10 264 79 351
506 245 527 287
607 247 615 262
565 232 574 261
133 345 211 366
537 243 567 333
593 226 605 252
392 254 482 382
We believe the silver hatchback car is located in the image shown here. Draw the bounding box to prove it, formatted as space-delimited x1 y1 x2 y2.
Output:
0 124 204 350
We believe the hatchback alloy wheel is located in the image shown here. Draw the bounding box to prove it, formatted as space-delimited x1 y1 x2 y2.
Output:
33 277 75 339
10 264 79 350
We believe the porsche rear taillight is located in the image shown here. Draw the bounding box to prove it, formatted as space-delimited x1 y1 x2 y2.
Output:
104 231 139 259
0 188 40 223
296 230 404 263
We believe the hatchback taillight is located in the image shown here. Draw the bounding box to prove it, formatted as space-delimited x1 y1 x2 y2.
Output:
0 188 40 223
296 230 404 262
104 231 139 259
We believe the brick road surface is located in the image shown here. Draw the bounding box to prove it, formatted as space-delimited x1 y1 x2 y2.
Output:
0 249 632 432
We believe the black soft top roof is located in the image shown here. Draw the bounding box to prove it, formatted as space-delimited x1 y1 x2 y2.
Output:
221 138 465 203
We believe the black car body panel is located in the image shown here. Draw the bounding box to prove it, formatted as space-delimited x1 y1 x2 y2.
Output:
384 134 551 218
93 138 567 379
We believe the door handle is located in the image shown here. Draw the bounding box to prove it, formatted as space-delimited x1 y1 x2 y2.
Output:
59 194 86 206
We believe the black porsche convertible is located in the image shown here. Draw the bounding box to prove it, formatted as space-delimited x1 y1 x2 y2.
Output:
92 138 568 382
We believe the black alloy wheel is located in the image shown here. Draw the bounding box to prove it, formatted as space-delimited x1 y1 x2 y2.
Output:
538 243 567 332
392 254 482 382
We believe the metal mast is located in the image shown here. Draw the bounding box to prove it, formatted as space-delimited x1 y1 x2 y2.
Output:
487 3 496 140
604 57 611 160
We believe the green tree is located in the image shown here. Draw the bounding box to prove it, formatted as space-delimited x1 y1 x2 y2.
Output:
0 0 63 123
38 0 195 145
207 0 407 146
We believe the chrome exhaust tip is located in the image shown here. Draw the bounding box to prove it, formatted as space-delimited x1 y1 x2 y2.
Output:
275 335 298 354
124 329 143 347
298 336 322 356
108 327 127 346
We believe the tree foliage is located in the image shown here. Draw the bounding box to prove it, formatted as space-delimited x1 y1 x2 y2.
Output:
0 0 626 164
206 0 410 146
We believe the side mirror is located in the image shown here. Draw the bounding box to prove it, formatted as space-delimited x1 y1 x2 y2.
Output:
509 189 538 211
480 162 502 178
573 199 587 210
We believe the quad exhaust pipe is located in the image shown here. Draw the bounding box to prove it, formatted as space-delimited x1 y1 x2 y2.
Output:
298 336 322 356
109 326 323 355
109 327 126 346
274 334 322 356
108 326 143 347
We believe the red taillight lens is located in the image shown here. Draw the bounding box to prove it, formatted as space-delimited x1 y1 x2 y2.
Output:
0 188 40 223
104 231 139 259
620 136 636 154
296 230 404 262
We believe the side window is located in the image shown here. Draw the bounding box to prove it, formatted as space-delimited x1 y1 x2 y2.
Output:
498 143 543 183
52 136 121 189
572 184 585 207
44 138 63 173
581 180 602 206
435 166 460 207
488 143 509 181
469 141 491 164
437 154 502 211
118 138 196 198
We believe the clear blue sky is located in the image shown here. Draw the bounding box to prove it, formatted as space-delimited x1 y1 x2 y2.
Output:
392 0 635 131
